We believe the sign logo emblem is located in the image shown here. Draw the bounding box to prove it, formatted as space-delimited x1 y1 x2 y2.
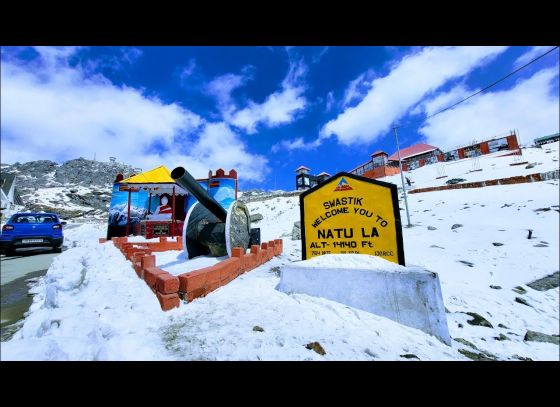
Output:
334 177 353 191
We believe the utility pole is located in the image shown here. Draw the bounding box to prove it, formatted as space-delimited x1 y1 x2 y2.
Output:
393 126 412 227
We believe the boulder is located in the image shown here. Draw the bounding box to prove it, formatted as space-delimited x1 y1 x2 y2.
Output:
291 221 301 240
250 213 263 223
523 330 559 345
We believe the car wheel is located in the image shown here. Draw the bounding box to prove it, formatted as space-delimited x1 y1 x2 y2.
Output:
5 248 16 256
53 246 63 254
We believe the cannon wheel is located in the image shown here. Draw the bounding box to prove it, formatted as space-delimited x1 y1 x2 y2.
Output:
225 200 251 257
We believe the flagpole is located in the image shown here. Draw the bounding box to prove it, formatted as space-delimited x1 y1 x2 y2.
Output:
393 126 412 227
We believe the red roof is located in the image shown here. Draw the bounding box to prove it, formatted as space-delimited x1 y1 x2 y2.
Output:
295 165 310 172
317 172 331 177
371 150 387 157
387 143 439 161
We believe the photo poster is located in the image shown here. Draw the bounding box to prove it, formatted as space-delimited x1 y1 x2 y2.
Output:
106 184 150 238
488 137 509 153
185 177 237 216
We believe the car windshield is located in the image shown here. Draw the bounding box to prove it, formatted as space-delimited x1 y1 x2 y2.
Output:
11 215 57 224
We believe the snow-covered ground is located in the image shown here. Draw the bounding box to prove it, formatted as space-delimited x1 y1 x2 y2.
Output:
1 145 558 361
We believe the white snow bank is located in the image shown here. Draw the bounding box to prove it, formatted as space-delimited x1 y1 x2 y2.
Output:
125 236 162 243
159 256 459 361
277 254 451 345
154 251 225 276
297 253 407 271
1 237 174 360
63 223 106 248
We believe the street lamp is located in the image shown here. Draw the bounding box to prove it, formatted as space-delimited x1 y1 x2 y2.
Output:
393 126 412 227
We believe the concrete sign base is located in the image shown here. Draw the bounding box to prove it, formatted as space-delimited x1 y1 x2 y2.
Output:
276 256 451 345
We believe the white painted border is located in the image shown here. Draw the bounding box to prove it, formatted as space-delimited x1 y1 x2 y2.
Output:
224 200 236 258
182 202 199 260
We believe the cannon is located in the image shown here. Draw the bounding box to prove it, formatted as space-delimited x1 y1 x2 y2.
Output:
171 166 253 259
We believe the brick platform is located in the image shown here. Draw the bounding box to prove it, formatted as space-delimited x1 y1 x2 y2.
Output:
102 236 284 311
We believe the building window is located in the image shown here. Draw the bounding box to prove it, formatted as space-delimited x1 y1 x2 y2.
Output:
408 161 419 170
445 150 459 161
464 145 481 157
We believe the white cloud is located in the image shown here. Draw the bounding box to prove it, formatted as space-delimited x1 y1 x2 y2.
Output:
0 47 269 182
419 67 559 150
203 56 308 135
79 47 144 74
180 58 196 81
189 122 269 178
229 87 306 134
120 47 143 64
33 46 83 66
320 46 508 146
227 59 308 134
312 46 329 63
514 46 553 68
420 84 474 116
282 58 307 88
205 71 251 114
271 137 321 153
342 69 376 107
325 91 335 112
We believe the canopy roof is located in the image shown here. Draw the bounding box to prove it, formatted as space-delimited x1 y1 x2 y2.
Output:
122 166 174 184
121 165 187 194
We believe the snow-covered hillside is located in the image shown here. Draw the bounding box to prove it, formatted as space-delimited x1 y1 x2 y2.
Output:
1 144 558 361
2 158 136 220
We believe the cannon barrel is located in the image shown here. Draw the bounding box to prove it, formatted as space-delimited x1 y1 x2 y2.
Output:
171 166 228 222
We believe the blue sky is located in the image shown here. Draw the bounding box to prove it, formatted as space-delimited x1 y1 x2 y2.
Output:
1 46 558 190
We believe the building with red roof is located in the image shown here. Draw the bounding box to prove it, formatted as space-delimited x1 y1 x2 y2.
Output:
348 130 520 178
387 143 440 162
349 150 401 179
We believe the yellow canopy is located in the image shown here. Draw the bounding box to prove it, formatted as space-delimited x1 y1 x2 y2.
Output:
122 165 174 184
121 165 187 194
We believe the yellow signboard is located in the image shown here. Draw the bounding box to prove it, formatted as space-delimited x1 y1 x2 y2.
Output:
300 172 405 265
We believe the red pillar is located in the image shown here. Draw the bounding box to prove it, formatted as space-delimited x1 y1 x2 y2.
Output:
507 134 519 150
126 189 131 236
171 186 176 237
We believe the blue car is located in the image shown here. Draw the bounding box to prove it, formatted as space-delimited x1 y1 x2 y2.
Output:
1 212 65 256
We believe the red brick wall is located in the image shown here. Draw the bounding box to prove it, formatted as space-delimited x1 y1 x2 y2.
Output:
507 135 519 150
361 166 401 180
409 173 543 194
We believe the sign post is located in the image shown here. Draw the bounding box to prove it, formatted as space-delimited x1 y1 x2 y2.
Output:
300 172 405 265
118 185 140 237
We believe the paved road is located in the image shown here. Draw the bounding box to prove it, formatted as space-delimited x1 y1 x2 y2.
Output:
0 247 65 341
0 224 85 340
